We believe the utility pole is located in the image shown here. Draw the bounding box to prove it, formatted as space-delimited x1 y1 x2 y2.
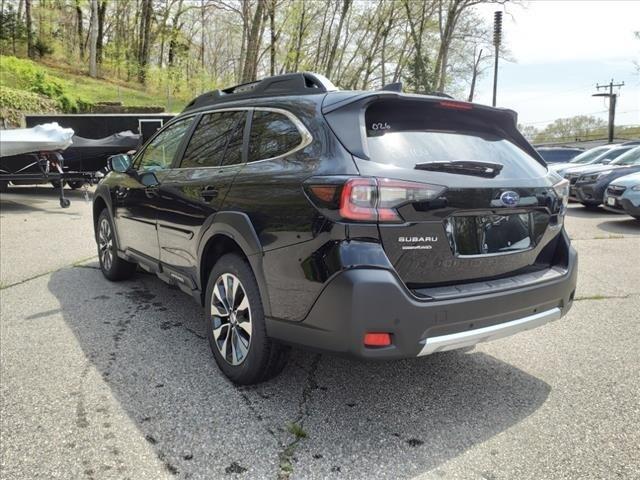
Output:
492 11 503 107
592 79 624 143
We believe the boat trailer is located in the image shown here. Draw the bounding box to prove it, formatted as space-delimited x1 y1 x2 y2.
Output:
0 150 97 208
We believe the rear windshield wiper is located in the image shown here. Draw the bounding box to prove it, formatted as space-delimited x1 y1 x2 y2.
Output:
414 160 503 178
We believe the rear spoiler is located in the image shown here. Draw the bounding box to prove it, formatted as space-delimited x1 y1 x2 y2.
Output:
321 92 544 165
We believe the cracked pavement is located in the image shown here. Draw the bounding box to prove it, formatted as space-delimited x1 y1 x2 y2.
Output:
1 186 639 479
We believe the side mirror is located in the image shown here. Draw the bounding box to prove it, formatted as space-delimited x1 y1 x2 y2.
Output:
601 159 611 165
109 154 132 173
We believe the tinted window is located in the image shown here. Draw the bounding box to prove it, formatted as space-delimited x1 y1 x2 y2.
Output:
181 111 245 168
248 111 302 162
365 101 546 178
135 117 194 171
538 150 582 163
221 116 245 166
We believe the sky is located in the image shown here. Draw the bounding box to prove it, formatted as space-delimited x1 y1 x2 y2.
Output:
473 1 640 129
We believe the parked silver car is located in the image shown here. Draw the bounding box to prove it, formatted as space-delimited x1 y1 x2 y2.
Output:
602 171 640 219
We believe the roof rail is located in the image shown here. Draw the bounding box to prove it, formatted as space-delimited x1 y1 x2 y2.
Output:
183 72 337 112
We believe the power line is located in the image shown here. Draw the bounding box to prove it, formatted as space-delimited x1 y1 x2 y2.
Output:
521 110 609 126
513 83 595 104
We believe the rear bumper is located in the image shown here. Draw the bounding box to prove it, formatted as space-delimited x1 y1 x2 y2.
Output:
267 240 578 359
418 307 561 355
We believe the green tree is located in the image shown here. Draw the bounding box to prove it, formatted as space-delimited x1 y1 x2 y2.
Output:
533 116 607 144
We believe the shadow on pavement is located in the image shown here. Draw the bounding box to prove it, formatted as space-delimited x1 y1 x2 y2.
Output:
597 218 640 235
1 187 92 213
565 204 607 218
49 266 550 479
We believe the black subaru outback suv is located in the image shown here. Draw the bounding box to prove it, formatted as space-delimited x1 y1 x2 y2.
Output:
93 73 577 384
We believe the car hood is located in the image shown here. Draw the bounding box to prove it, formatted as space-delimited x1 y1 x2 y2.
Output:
550 162 573 172
566 164 620 176
609 171 640 187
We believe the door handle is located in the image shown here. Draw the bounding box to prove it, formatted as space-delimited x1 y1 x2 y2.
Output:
200 186 218 201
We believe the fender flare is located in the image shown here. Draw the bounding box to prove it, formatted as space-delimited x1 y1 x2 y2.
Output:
92 186 122 250
197 211 271 316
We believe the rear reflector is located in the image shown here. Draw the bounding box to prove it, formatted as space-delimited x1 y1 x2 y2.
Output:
309 185 338 203
364 332 392 347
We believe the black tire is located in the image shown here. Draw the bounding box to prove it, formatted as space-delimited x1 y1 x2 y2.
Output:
96 209 137 281
51 180 66 189
582 203 600 210
0 181 9 193
205 253 289 385
68 181 85 190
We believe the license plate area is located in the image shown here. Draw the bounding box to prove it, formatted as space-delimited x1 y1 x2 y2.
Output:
444 211 546 256
606 196 616 206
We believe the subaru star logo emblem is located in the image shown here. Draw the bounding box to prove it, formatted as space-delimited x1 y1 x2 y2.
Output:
500 191 520 207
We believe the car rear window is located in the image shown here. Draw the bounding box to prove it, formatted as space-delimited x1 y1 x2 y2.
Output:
538 150 581 163
365 100 546 177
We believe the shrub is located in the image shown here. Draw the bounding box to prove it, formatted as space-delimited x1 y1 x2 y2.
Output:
0 56 94 113
33 37 54 57
0 85 57 127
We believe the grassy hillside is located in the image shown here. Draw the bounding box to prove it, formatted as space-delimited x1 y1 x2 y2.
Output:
0 56 186 127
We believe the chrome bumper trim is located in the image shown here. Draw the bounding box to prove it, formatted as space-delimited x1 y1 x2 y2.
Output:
418 307 562 356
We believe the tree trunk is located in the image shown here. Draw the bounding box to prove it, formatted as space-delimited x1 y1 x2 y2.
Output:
25 0 34 58
89 0 98 77
241 0 265 82
200 0 206 72
268 0 276 76
168 0 185 68
138 0 153 84
312 2 329 71
467 47 484 102
96 0 106 64
75 1 84 60
325 0 351 79
293 0 306 71
434 0 464 92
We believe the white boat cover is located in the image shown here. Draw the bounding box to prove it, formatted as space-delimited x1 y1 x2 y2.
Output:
0 123 74 157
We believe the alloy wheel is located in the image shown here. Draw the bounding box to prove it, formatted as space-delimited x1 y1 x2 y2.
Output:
98 217 114 271
211 273 252 366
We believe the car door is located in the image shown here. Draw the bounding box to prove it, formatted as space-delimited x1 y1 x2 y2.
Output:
114 117 195 260
155 110 248 274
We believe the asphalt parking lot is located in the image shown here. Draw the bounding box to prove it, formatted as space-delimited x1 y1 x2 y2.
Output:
1 186 639 480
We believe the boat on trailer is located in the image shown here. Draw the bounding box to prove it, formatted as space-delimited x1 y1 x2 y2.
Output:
0 123 94 207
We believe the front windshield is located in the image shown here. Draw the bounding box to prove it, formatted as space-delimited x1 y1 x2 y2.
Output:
591 146 633 164
610 147 640 166
569 146 610 164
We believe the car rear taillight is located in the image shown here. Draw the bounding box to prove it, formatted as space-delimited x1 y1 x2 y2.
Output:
306 177 445 223
553 178 569 216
